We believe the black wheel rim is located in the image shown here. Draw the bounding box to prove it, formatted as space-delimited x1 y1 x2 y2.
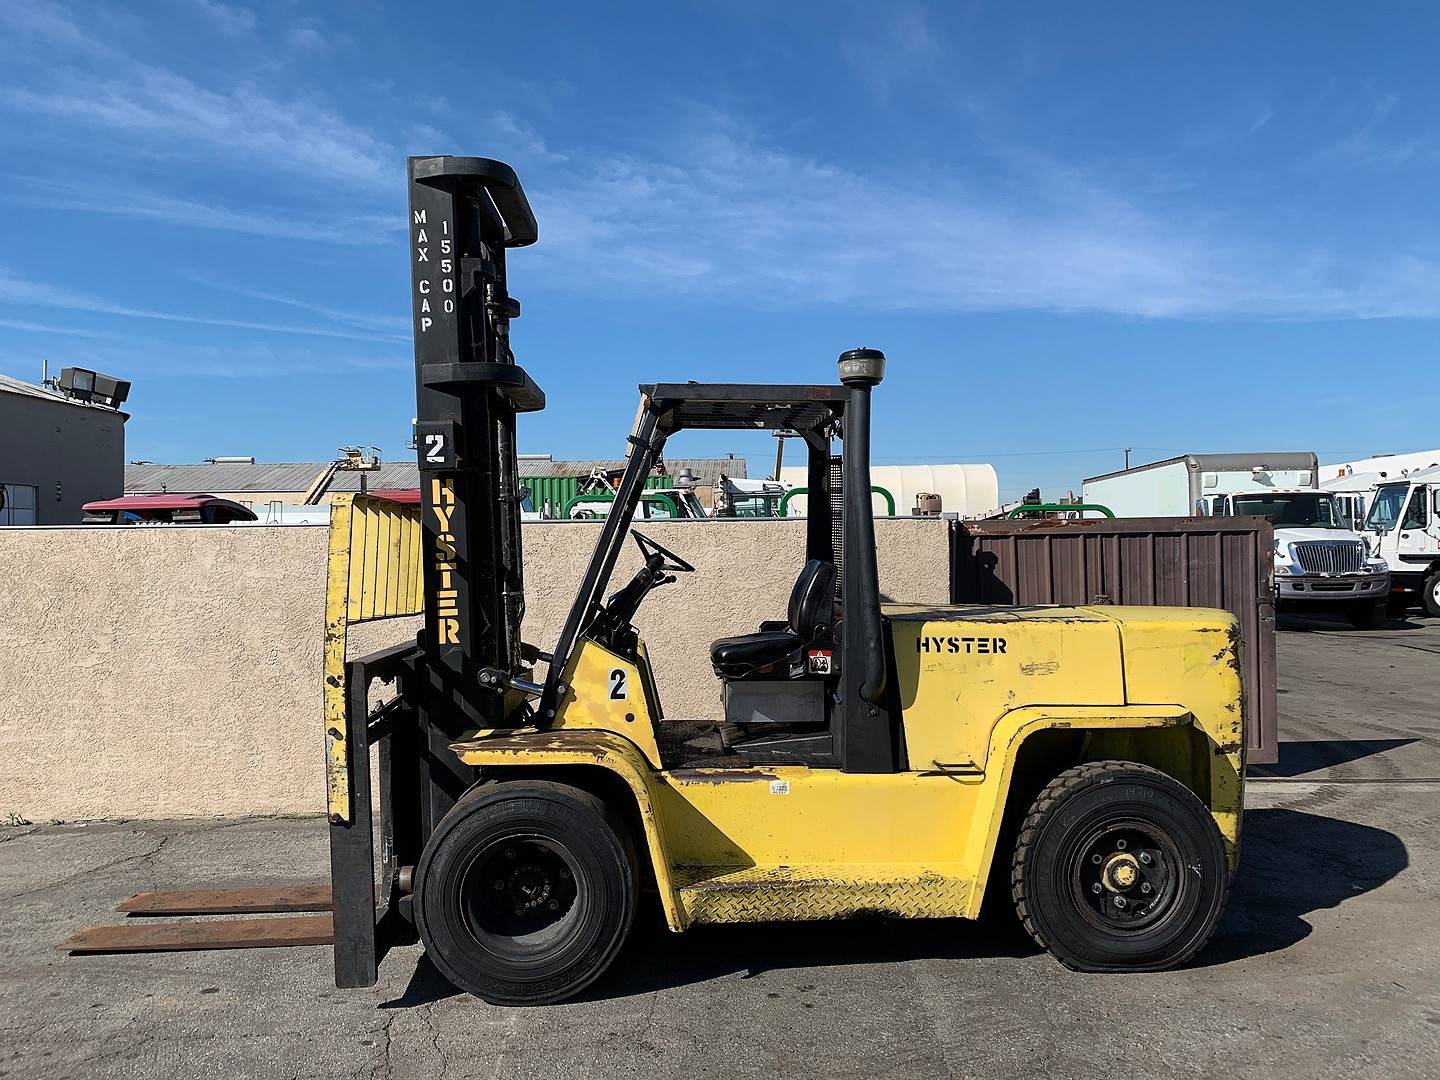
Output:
1068 818 1184 934
456 834 583 962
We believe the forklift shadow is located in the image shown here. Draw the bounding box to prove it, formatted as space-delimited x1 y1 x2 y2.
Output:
1195 807 1408 967
1249 738 1418 777
383 904 1041 1008
598 905 1041 999
381 807 1406 1005
1277 610 1427 632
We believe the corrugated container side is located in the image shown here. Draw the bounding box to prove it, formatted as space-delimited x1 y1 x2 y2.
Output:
520 474 671 517
949 515 1278 765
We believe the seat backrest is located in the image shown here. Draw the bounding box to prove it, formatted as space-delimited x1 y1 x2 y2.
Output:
788 559 837 639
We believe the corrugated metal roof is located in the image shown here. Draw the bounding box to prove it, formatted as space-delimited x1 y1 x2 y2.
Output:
324 461 421 492
0 372 101 411
125 456 748 498
514 457 747 484
125 461 329 494
328 457 746 492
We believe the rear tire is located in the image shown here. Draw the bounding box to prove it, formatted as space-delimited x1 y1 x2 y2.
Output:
1346 600 1384 629
1011 761 1228 972
413 780 637 1005
1423 569 1440 619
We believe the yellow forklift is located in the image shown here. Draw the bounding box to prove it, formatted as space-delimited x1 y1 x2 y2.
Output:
69 156 1244 1004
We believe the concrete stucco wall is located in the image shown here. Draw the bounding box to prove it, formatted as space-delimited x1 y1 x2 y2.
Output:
0 519 949 821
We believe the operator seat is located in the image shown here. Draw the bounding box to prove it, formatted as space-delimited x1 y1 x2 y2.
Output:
710 559 837 677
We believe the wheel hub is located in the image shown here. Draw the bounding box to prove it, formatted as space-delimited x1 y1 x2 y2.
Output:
1102 852 1140 892
461 837 579 943
506 864 554 912
1074 823 1178 931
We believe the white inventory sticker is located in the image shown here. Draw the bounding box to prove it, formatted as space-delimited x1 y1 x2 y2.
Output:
769 780 790 796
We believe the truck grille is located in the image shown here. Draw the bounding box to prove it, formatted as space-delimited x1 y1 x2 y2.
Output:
1291 540 1364 574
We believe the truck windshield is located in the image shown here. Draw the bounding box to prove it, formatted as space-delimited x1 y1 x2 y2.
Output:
1365 484 1409 532
729 494 783 518
1230 493 1341 528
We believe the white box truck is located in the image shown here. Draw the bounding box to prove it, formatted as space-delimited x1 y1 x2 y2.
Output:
1083 453 1390 627
1364 464 1440 616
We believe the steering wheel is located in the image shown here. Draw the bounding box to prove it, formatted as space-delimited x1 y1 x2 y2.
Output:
632 530 695 572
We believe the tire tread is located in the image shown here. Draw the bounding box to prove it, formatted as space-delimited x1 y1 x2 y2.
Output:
1010 759 1228 971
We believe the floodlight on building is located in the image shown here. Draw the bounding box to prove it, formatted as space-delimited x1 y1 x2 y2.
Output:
58 367 131 409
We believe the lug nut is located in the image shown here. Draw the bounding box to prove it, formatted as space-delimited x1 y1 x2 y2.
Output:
1091 854 1102 864
1138 852 1151 865
558 867 570 879
1141 883 1152 894
1116 839 1127 850
1114 896 1128 909
504 848 516 859
548 901 558 910
493 880 504 891
1091 883 1102 895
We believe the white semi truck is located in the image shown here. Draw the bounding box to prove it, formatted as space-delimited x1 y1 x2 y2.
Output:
1364 464 1440 616
1083 453 1390 627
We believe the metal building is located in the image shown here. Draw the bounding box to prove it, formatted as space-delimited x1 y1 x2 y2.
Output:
0 373 127 525
127 455 748 517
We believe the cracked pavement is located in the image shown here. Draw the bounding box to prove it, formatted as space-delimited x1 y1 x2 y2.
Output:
1 615 1438 1079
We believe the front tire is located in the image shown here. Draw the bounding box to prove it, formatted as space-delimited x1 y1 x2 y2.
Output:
1346 599 1385 629
413 780 637 1005
1423 569 1440 619
1011 761 1228 972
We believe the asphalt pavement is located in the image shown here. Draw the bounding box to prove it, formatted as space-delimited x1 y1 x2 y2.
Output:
1 613 1437 1080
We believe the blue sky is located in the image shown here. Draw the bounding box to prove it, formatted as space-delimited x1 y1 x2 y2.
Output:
2 1 1438 500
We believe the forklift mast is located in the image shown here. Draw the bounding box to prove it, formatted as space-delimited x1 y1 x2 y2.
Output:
407 157 544 823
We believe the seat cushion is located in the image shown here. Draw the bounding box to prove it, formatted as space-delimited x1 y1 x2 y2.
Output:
710 630 801 674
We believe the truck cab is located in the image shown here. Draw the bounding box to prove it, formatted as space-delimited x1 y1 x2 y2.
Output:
1365 466 1440 617
1202 489 1389 626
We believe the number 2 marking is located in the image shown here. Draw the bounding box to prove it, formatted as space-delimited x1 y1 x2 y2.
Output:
425 433 445 463
609 668 628 700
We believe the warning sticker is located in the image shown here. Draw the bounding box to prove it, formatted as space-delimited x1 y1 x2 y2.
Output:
806 650 833 674
769 780 790 796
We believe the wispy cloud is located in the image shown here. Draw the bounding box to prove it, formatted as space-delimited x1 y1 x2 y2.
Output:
1327 92 1437 169
0 1 394 191
285 16 331 52
0 267 408 343
2 70 397 190
843 3 944 97
522 124 1440 320
3 1 1438 326
3 176 398 244
3 339 404 380
192 0 255 36
184 275 410 335
0 0 114 55
0 317 137 340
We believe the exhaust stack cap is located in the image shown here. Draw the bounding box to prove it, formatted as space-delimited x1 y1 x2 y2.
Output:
838 347 886 388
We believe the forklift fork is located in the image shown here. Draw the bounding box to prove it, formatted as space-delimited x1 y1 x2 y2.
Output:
63 642 426 979
329 642 425 987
